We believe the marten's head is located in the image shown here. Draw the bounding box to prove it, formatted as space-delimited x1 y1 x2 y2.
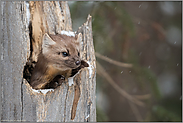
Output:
42 32 84 71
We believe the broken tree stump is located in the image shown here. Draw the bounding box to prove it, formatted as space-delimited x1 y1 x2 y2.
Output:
1 1 96 122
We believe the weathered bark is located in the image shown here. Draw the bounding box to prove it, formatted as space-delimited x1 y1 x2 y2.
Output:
1 1 96 122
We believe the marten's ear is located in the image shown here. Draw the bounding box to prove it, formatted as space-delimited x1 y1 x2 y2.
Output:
42 33 56 54
76 33 82 43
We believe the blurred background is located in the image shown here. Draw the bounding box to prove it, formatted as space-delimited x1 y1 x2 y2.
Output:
68 1 182 122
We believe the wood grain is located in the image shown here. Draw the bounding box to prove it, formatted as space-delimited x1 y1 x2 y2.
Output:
1 1 96 122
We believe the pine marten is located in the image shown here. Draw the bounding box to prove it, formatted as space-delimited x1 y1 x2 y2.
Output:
30 32 89 89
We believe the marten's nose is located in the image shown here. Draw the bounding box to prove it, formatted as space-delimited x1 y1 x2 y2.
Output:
75 60 81 66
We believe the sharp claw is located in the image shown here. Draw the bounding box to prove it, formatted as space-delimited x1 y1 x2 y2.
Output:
60 75 65 80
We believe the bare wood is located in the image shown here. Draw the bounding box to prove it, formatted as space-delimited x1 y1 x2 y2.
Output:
1 1 96 122
1 1 30 121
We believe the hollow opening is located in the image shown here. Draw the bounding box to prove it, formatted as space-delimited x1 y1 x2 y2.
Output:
22 22 63 90
23 23 87 90
23 61 83 90
23 62 68 89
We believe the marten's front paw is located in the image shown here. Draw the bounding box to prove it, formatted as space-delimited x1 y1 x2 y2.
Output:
45 75 65 89
56 75 65 85
52 75 65 88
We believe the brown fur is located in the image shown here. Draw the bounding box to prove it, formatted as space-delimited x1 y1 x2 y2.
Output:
30 33 88 89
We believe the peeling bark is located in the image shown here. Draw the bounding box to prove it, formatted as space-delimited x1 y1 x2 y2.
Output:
1 1 96 122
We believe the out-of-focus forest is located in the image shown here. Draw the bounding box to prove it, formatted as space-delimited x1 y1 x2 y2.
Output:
68 1 182 122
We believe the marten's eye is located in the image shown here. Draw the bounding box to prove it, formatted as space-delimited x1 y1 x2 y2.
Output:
62 52 68 57
78 52 80 56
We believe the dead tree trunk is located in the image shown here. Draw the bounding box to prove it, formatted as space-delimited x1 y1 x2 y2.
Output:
1 1 96 122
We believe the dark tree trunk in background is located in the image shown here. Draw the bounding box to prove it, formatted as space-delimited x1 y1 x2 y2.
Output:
1 1 96 122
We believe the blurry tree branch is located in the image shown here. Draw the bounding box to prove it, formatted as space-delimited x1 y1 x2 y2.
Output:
134 94 151 100
96 61 144 107
96 52 151 121
95 52 133 68
128 101 143 121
